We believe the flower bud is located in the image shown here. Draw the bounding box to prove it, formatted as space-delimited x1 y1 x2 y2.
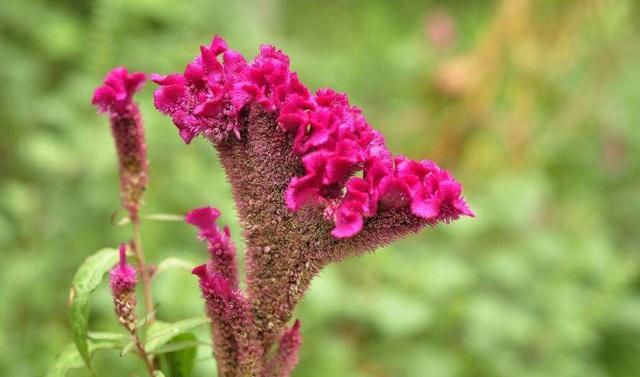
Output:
110 244 138 332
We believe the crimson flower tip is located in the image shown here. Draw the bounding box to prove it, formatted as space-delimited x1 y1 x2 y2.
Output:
188 207 238 288
186 206 221 231
192 264 208 279
110 246 137 295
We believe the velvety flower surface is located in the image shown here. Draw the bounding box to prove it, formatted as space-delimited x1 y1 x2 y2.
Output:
193 265 261 377
92 67 149 219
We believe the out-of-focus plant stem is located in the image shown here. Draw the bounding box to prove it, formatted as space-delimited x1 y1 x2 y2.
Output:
134 331 156 377
132 216 155 324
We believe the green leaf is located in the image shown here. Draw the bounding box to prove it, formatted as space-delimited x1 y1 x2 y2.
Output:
46 341 121 377
88 331 129 342
88 332 129 352
136 307 159 329
120 339 137 356
156 257 194 275
145 318 210 352
154 372 167 377
158 333 198 377
46 344 84 377
68 248 119 368
153 339 210 354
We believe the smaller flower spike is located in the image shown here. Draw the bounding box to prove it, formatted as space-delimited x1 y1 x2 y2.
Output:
92 67 149 220
110 244 138 332
193 265 261 377
186 207 238 288
263 320 302 377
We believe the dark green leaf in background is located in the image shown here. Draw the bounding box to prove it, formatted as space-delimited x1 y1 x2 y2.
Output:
158 333 198 377
46 339 124 377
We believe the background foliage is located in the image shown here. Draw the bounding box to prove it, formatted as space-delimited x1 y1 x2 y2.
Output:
1 0 639 376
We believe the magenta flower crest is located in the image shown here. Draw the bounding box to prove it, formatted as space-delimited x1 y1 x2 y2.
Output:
92 67 149 220
152 36 247 144
154 37 472 238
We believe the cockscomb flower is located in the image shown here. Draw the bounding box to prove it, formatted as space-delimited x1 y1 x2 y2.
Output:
92 67 149 220
193 265 261 377
110 244 138 332
186 206 238 288
155 35 473 375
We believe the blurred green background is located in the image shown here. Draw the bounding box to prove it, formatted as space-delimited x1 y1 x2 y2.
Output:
1 0 640 376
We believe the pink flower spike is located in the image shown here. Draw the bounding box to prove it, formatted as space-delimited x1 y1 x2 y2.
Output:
109 244 138 332
187 206 238 288
193 266 261 376
93 67 149 220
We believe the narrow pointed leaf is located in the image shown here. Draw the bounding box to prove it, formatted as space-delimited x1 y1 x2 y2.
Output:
153 339 210 354
46 340 121 377
46 344 84 377
88 332 129 352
